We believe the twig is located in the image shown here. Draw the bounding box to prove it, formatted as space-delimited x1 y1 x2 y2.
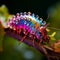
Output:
4 28 60 60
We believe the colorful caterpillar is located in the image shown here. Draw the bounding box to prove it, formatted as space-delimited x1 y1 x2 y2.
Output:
5 12 50 45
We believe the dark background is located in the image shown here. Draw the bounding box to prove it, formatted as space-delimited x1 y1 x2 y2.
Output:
0 0 59 19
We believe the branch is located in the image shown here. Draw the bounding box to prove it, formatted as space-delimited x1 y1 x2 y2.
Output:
0 19 60 60
5 29 47 54
4 28 59 60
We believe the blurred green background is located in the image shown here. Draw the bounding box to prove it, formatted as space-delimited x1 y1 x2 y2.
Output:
0 0 60 60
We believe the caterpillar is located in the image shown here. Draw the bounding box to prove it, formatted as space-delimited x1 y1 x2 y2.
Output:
5 12 50 46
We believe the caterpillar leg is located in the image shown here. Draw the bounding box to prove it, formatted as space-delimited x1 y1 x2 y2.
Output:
39 39 43 46
21 31 29 42
32 36 36 46
33 39 35 46
21 35 27 42
17 29 21 34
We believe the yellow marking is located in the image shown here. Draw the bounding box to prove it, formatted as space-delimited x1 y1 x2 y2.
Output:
49 32 56 40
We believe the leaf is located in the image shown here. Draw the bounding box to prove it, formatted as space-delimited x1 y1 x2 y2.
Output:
47 3 60 40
